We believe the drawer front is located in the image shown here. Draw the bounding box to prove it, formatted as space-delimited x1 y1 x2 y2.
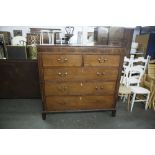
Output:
44 81 116 96
42 54 82 67
43 67 118 81
84 55 120 67
46 95 114 111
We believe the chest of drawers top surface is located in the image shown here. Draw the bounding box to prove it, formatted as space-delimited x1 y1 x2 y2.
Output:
37 45 123 54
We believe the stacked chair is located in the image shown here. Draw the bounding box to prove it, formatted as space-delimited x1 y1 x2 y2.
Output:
119 55 151 111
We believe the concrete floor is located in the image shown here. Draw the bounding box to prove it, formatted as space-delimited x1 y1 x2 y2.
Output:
0 99 155 129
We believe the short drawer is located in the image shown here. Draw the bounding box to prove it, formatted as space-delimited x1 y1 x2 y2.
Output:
44 81 116 96
43 67 118 81
42 54 82 67
84 55 120 67
45 95 115 111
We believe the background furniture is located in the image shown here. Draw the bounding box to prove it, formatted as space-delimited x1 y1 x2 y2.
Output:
0 34 6 58
27 33 40 45
136 33 155 59
37 45 124 119
141 74 155 110
0 59 40 98
0 31 11 45
6 46 27 59
148 62 155 78
94 26 134 56
30 28 62 45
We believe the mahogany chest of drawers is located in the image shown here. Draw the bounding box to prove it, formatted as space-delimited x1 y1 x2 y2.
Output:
37 45 124 120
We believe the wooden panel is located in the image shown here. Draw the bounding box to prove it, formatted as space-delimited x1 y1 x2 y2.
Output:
135 34 150 53
42 54 82 67
123 28 134 56
43 67 118 81
0 60 40 98
46 95 114 111
84 55 120 67
109 27 124 40
44 81 116 96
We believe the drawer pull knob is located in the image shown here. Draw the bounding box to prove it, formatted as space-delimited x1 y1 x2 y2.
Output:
58 72 68 77
95 86 104 90
58 72 62 76
96 72 105 76
57 57 68 63
64 58 68 62
100 86 104 89
98 57 108 63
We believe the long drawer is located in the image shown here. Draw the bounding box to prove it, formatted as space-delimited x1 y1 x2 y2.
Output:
43 67 119 81
42 54 82 67
44 81 116 96
45 95 114 111
84 55 120 66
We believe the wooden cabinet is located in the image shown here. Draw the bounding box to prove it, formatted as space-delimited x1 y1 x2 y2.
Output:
37 45 124 120
94 27 133 56
0 60 40 98
136 33 155 59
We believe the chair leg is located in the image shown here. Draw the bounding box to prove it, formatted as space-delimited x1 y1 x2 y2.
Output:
130 93 136 112
145 93 150 110
127 94 131 111
123 95 126 102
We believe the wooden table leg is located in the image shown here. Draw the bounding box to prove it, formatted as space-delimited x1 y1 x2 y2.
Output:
112 110 116 117
42 113 46 120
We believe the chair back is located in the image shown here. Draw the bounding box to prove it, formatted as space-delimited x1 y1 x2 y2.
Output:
126 67 144 87
123 56 133 69
132 55 150 72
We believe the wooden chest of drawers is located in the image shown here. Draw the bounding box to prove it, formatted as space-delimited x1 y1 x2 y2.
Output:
37 45 124 120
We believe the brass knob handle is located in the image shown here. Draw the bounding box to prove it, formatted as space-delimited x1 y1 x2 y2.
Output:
95 86 104 90
64 58 68 62
58 72 62 76
57 57 68 63
98 57 108 63
96 72 101 76
96 72 105 76
58 72 68 77
100 86 104 89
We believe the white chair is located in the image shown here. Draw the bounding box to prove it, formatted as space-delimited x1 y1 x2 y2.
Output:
121 56 134 85
118 84 131 111
126 67 150 112
132 55 150 73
